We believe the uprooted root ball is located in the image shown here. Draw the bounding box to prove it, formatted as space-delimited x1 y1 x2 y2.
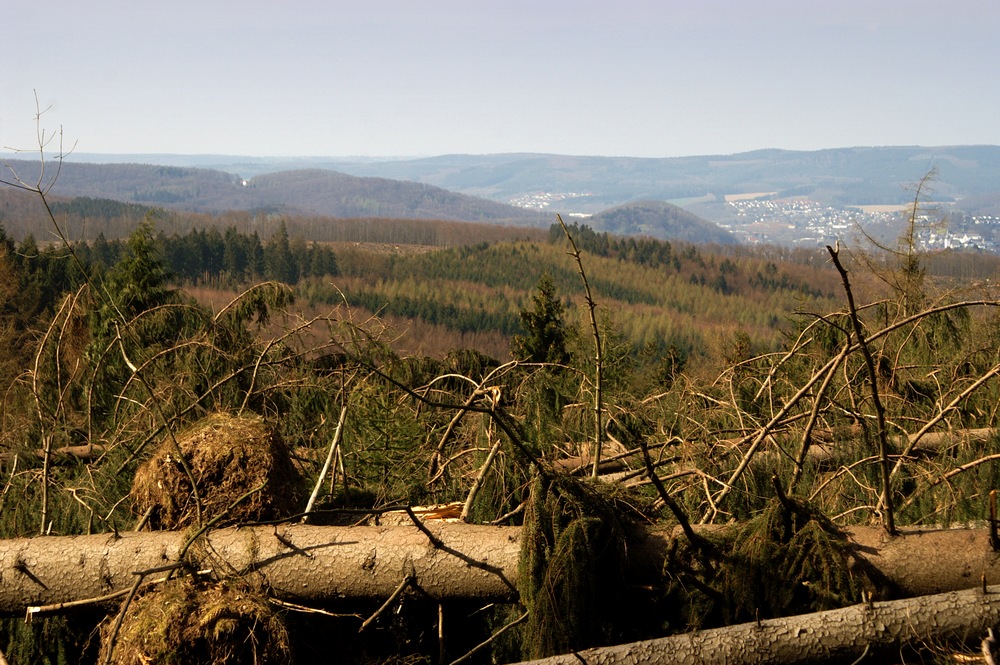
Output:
131 412 303 529
98 578 290 665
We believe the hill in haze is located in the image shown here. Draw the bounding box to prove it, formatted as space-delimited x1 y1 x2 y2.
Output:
2 160 551 225
587 200 736 245
67 145 1000 225
3 159 736 245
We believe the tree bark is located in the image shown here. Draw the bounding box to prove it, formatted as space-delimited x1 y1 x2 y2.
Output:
844 524 1000 597
1 523 998 615
512 584 1000 665
0 523 522 615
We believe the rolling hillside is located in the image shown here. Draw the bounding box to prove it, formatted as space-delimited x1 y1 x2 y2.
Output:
2 160 551 225
586 200 736 244
2 160 735 245
72 146 1000 216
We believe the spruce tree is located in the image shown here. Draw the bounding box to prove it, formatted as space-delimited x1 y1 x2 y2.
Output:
512 273 570 364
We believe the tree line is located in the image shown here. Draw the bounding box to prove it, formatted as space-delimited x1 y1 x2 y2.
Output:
6 218 338 296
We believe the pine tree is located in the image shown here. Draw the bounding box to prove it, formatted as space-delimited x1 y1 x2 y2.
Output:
264 220 299 284
512 273 571 364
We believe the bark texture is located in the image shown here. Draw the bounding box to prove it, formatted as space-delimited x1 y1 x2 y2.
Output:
0 523 521 614
512 584 1000 665
1 523 998 615
845 525 1000 596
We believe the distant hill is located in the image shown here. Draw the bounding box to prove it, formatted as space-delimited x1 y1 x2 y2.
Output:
245 169 549 223
2 160 551 225
586 200 736 244
73 145 1000 215
309 146 1000 214
2 159 735 244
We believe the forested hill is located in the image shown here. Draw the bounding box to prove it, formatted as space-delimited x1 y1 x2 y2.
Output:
587 200 736 244
1 160 552 225
73 145 1000 215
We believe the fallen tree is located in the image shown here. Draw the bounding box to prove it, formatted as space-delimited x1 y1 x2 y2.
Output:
512 583 1000 665
0 522 522 615
2 522 1000 615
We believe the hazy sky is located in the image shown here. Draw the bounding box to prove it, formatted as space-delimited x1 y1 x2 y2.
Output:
3 1 998 158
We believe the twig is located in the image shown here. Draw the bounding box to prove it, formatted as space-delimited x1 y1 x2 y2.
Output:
173 481 268 572
897 452 1000 518
638 435 700 547
827 243 896 536
461 436 504 521
359 575 415 632
403 506 445 549
26 588 132 617
26 564 182 618
789 340 850 492
133 505 155 532
991 490 999 553
273 527 314 558
100 567 160 665
116 325 204 527
302 398 349 522
429 389 483 481
890 361 1000 479
447 610 529 665
701 355 839 522
268 598 362 619
556 214 605 478
438 603 445 665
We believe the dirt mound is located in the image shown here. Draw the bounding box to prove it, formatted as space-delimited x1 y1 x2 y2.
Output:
132 412 303 529
99 578 290 665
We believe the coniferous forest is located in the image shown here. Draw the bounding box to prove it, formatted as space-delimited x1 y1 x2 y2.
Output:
4 161 1000 665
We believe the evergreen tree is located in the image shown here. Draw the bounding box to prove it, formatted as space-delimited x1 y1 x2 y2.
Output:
512 273 571 364
92 232 116 269
223 226 249 283
264 220 299 284
247 231 266 279
90 221 178 353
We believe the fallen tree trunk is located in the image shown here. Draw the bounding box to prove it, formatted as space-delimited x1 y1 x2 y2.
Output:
0 523 998 615
844 524 1000 596
513 583 1000 665
0 523 522 615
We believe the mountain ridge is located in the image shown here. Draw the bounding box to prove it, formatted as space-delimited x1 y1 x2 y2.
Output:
1 159 552 226
66 145 1000 215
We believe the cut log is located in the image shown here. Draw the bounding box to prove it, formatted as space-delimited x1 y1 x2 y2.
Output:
1 523 999 615
512 584 1000 665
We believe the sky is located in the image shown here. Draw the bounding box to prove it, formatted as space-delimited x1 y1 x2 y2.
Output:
3 1 999 159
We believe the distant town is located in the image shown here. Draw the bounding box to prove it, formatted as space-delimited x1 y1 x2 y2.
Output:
509 191 1000 252
719 198 999 251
